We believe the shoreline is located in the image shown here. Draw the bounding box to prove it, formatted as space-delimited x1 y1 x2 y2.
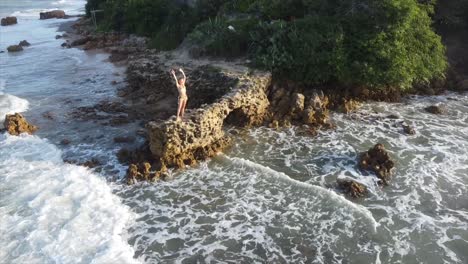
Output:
63 17 468 186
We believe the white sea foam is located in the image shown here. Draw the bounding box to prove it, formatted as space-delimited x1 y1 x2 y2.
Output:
0 134 140 264
225 155 379 231
0 93 29 125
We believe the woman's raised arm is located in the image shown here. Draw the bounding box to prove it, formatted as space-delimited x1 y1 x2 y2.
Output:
179 68 186 81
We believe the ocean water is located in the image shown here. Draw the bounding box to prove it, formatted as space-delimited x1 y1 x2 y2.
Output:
1 1 468 264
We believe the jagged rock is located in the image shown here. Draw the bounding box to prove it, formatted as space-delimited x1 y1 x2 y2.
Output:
39 10 66 20
55 35 62 39
402 124 416 135
359 143 395 185
19 40 30 47
4 113 38 135
337 179 368 198
338 99 361 114
147 72 271 169
291 93 305 116
61 42 71 48
302 93 330 126
71 37 91 47
424 105 445 115
268 120 279 129
126 162 166 184
7 45 23 52
1 17 17 26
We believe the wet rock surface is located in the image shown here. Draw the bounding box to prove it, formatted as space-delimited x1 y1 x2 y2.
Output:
1 16 17 26
4 113 38 136
40 10 66 20
424 105 446 115
359 143 395 185
7 45 23 52
146 70 270 169
19 40 30 47
336 179 368 198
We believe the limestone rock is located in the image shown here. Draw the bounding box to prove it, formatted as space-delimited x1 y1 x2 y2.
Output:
291 93 305 115
19 40 30 47
302 93 330 126
39 10 66 20
71 37 91 47
4 113 38 135
147 72 271 169
7 45 23 52
337 179 368 198
1 17 17 26
126 162 165 184
338 99 361 114
424 105 445 115
359 143 395 185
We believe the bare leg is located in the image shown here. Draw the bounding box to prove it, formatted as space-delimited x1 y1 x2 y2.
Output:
181 99 187 118
176 99 183 121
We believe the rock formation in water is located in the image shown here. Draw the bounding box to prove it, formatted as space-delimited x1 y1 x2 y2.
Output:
146 70 271 168
1 16 17 26
19 40 30 47
424 105 446 115
336 179 368 198
359 143 395 185
402 123 416 135
40 10 66 20
7 45 23 52
3 113 38 136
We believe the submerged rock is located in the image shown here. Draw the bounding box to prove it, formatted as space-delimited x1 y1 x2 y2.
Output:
402 124 416 135
337 179 368 198
424 105 445 115
126 162 167 184
359 143 395 185
1 16 17 26
7 45 23 52
4 113 38 135
39 10 66 20
19 40 30 47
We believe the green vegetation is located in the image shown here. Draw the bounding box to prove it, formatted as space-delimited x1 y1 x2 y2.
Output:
86 0 448 90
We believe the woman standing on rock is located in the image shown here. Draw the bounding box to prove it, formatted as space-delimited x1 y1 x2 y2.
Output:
171 68 188 121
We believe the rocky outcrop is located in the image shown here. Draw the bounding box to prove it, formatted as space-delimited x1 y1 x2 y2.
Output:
19 40 30 47
337 179 368 198
147 71 271 168
337 99 362 114
267 83 333 128
1 16 17 26
3 113 38 135
126 162 168 184
40 10 66 20
359 144 395 185
7 45 23 52
424 105 446 115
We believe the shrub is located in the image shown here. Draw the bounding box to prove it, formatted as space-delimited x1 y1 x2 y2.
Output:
250 16 344 84
189 17 257 57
